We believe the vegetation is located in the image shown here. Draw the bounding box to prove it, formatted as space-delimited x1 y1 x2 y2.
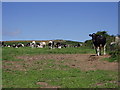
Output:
2 47 94 61
3 62 118 88
2 46 118 88
108 44 120 62
2 31 119 88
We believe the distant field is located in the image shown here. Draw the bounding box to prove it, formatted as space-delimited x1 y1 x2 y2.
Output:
2 47 118 88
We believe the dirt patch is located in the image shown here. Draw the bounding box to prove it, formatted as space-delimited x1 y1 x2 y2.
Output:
36 82 60 88
15 54 118 71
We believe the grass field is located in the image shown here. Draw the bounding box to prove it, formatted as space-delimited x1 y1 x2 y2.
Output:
2 47 118 88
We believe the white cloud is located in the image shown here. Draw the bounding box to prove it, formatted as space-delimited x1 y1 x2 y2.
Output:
2 30 21 37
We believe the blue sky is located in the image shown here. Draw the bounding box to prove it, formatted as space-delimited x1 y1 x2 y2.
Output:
2 2 118 42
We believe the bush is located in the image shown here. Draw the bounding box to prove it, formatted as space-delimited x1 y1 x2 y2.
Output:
109 44 120 62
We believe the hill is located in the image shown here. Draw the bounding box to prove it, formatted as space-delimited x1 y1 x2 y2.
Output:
2 39 83 46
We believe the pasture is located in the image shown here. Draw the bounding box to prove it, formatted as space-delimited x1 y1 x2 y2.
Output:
2 46 118 88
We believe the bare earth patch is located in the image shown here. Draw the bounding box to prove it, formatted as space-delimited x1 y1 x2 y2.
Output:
2 54 118 88
15 54 118 71
36 82 60 88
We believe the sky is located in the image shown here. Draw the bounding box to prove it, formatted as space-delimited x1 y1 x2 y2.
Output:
2 2 118 42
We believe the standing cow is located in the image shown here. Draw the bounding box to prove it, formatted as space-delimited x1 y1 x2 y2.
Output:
89 33 106 56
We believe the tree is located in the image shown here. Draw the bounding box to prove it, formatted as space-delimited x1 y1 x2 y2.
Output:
96 31 109 37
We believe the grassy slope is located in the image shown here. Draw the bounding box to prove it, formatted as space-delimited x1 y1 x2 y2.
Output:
2 47 118 88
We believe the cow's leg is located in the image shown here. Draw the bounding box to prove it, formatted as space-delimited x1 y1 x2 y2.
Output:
99 47 101 55
97 47 100 56
94 45 97 54
95 47 97 54
103 44 106 55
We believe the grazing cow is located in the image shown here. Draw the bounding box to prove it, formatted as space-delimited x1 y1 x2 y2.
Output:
74 43 82 48
17 43 24 48
55 42 62 49
12 44 18 48
40 42 46 48
36 42 41 48
31 41 36 48
25 43 31 47
48 41 55 49
89 33 106 56
36 42 46 48
61 43 67 48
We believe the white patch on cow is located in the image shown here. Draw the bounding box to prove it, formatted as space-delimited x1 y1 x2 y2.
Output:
38 45 43 48
40 42 46 48
104 44 106 55
58 46 61 49
31 41 36 48
100 44 102 47
21 44 24 47
32 41 36 44
110 42 116 45
8 45 11 47
97 47 100 56
49 41 52 43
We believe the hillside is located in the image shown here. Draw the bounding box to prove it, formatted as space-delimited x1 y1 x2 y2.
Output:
2 39 83 45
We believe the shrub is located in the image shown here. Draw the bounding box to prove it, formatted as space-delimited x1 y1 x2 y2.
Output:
109 44 120 62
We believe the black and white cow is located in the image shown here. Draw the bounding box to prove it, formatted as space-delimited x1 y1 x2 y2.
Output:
55 42 62 49
12 44 18 48
36 42 46 48
31 41 36 48
48 41 55 49
89 33 106 56
17 43 24 47
25 43 31 47
61 43 68 48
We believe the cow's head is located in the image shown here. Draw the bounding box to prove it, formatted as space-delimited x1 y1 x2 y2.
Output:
89 33 98 41
89 34 92 37
89 33 96 37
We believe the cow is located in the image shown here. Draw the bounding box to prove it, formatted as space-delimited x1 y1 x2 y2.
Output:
55 42 62 49
25 43 30 47
17 43 24 48
61 43 68 48
48 41 55 49
31 41 36 48
40 42 46 48
12 44 18 48
89 33 106 56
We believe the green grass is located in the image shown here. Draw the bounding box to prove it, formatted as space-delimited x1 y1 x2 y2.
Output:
2 47 94 61
2 47 118 88
2 59 118 88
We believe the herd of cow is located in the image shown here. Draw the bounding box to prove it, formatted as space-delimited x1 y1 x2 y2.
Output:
1 33 120 56
0 40 82 49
